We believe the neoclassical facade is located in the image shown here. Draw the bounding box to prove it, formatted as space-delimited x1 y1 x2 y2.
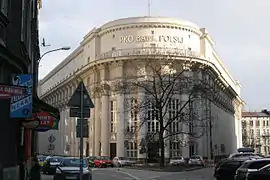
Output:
38 16 244 158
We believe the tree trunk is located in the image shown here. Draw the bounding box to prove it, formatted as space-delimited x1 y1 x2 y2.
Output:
159 133 165 167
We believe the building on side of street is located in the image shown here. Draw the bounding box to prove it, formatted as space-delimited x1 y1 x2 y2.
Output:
38 16 244 159
0 1 60 179
241 110 270 155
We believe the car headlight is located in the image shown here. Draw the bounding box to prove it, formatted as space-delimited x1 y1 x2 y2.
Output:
55 168 62 174
83 170 90 174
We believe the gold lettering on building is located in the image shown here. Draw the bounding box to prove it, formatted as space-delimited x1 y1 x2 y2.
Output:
119 35 183 43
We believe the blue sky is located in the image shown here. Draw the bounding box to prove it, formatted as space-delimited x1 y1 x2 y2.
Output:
38 0 270 110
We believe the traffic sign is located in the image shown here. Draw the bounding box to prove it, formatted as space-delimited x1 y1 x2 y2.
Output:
10 74 33 118
70 107 90 118
48 144 55 150
67 82 94 108
67 81 94 179
48 135 56 143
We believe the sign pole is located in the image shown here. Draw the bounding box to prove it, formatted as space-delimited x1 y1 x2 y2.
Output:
67 81 94 180
79 82 84 180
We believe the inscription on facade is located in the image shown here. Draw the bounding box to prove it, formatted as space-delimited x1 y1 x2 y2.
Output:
119 35 184 43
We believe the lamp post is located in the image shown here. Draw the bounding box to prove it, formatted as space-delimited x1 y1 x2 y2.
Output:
37 46 71 65
31 46 71 157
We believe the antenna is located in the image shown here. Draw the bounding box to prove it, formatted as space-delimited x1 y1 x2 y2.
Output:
148 0 151 16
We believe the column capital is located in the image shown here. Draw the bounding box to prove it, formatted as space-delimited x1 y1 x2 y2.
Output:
100 83 110 96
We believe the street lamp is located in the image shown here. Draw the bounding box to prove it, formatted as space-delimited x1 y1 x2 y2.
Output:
31 46 71 158
38 46 71 65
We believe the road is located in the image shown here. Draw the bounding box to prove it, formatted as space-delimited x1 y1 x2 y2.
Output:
42 167 214 180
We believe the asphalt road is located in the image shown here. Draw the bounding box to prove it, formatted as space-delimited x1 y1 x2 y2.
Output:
41 167 214 180
41 168 138 180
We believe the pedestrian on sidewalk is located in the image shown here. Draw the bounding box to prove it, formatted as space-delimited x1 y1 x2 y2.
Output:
29 155 41 180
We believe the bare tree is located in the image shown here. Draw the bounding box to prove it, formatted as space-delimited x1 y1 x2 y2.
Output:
116 59 216 166
242 129 256 149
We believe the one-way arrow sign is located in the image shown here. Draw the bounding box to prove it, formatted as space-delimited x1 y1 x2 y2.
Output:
67 82 94 108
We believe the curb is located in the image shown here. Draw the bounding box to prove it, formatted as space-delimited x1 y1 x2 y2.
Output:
124 166 206 172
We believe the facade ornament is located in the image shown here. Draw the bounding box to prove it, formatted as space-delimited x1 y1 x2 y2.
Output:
100 83 110 96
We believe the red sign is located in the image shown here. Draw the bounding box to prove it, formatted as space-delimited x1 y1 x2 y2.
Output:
36 112 54 127
0 84 26 98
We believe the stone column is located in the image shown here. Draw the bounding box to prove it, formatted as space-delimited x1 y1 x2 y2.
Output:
117 93 125 157
101 89 109 156
94 97 101 156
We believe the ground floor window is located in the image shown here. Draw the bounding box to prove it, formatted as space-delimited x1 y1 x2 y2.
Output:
126 141 138 158
170 141 182 157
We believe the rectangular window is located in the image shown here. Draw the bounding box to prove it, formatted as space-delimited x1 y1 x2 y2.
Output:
127 98 138 133
250 120 253 127
110 101 117 132
126 141 138 158
256 120 260 127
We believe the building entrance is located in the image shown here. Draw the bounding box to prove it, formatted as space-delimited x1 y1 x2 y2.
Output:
110 143 116 159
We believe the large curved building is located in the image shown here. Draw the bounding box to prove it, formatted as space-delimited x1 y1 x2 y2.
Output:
38 16 244 159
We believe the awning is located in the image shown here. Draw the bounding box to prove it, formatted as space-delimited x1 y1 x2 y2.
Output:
33 96 60 120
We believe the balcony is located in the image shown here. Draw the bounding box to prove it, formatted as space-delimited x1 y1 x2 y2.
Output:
96 47 204 60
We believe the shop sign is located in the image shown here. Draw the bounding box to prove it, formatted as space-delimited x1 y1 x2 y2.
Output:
0 84 26 99
10 74 33 118
36 112 54 127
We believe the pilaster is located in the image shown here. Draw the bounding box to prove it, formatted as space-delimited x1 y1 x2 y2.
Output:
116 93 125 157
101 91 109 156
138 91 147 159
94 96 101 156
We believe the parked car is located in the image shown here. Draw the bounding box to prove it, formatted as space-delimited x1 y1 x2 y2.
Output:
169 157 185 166
37 155 47 168
100 156 114 167
235 158 270 180
113 157 133 167
229 152 263 158
229 147 263 158
188 155 205 166
245 164 270 180
43 156 62 174
213 157 259 180
54 157 91 180
88 156 97 167
94 156 113 168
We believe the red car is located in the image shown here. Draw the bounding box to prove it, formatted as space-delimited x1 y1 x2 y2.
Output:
94 156 114 167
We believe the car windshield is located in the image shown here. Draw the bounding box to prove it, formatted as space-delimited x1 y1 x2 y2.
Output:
88 157 96 160
172 157 183 160
62 158 88 168
118 157 126 160
221 160 243 168
241 160 270 169
100 156 109 160
49 157 61 162
190 156 201 159
38 156 46 161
